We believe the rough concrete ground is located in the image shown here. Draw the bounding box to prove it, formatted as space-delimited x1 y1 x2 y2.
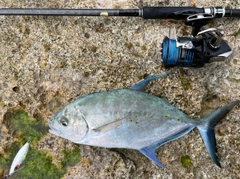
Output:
0 0 240 178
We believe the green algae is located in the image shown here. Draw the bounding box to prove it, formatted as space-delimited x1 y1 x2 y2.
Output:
125 42 133 50
90 45 98 52
180 155 192 167
180 77 192 91
3 110 48 144
141 45 147 51
43 44 51 52
83 71 90 78
61 147 81 167
233 28 240 37
0 110 81 179
24 27 31 36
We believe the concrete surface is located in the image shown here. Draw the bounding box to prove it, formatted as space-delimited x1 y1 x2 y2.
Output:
0 0 240 178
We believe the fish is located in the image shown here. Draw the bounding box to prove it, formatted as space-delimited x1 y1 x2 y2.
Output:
49 72 239 168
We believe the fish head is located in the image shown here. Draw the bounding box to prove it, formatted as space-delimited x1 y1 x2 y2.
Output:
48 104 88 143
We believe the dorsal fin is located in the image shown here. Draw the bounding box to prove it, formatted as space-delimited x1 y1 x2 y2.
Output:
129 72 170 92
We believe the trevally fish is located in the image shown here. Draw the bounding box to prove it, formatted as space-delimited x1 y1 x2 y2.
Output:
49 73 239 168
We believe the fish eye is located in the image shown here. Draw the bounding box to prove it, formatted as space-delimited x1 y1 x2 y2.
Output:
60 117 68 127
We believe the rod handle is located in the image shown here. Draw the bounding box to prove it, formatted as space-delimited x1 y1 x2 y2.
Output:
142 7 204 19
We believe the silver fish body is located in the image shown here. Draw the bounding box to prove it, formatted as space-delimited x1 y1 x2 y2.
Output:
49 73 239 168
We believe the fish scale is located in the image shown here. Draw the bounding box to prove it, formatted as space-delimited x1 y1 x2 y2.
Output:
49 72 239 168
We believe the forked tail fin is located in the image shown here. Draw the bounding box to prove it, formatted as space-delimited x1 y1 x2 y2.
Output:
197 100 239 167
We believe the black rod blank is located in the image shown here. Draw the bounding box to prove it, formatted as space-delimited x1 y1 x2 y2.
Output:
0 7 239 19
0 8 140 17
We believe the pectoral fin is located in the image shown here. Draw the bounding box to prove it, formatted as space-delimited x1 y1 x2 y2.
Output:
139 145 165 168
92 119 123 135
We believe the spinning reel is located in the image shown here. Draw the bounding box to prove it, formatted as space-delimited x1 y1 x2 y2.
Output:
161 13 232 67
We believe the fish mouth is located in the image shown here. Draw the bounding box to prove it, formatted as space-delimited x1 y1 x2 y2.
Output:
49 128 58 135
48 120 60 136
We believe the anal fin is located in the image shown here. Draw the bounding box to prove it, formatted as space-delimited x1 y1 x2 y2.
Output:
139 125 195 168
139 146 165 168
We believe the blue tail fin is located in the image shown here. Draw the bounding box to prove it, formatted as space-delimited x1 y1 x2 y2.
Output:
197 100 239 167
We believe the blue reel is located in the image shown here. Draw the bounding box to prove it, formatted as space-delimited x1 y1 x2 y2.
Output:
161 28 232 68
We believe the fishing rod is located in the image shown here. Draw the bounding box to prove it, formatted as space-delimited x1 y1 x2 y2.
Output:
1 6 239 67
